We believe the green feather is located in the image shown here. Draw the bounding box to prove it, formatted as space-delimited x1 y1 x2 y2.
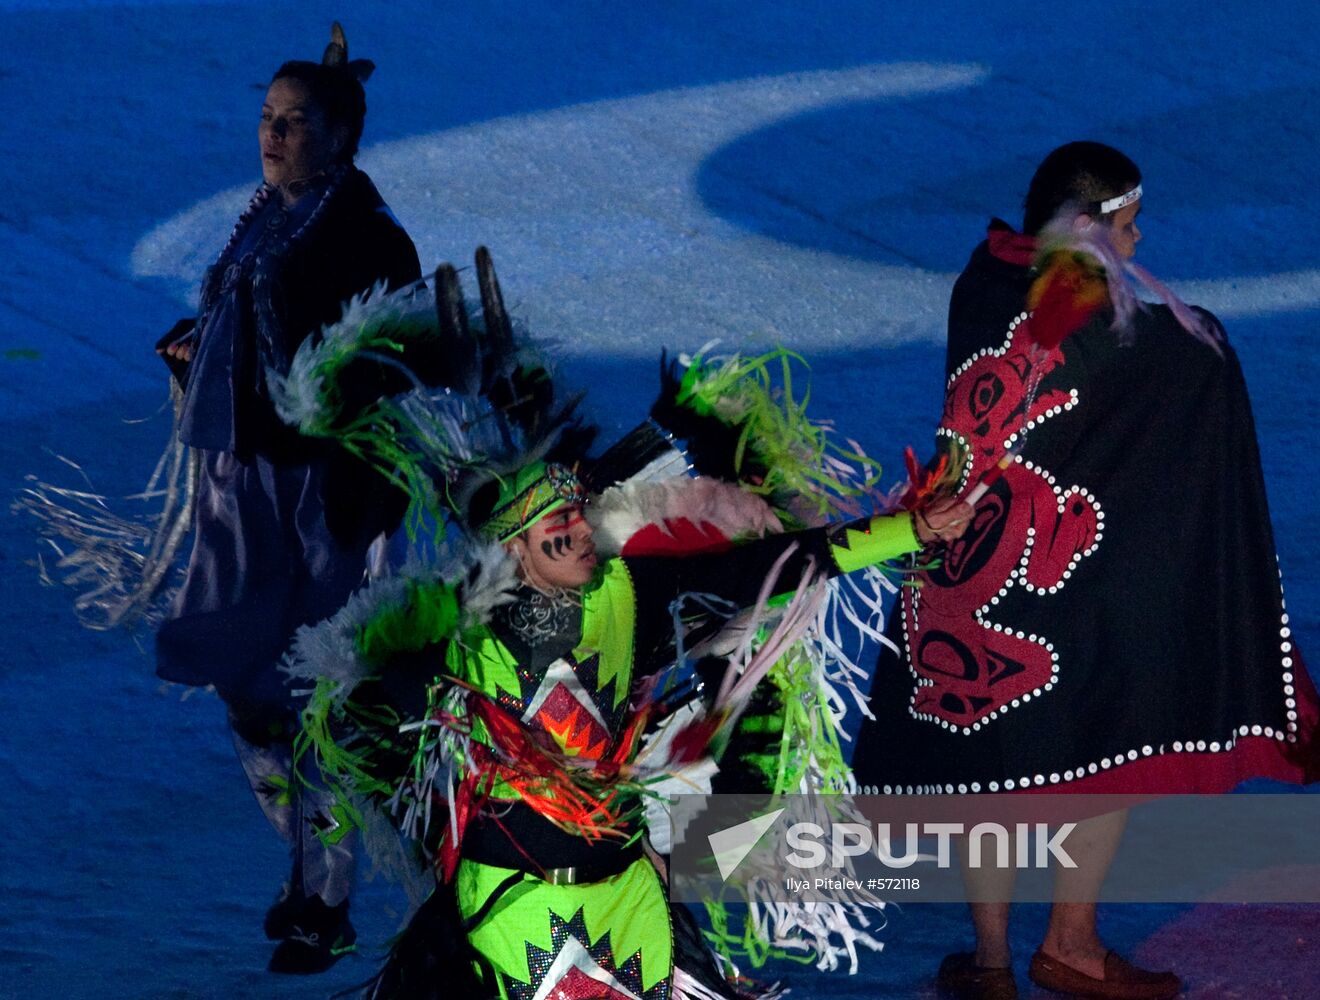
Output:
673 349 884 519
355 578 460 664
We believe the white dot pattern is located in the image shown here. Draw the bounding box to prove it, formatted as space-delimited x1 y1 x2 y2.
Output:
871 331 1307 795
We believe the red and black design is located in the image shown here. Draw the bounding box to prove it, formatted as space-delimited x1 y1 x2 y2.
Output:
505 906 669 1000
903 317 1102 729
853 220 1316 795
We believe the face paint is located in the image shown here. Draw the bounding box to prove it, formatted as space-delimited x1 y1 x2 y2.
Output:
514 505 598 591
542 511 586 533
540 533 576 560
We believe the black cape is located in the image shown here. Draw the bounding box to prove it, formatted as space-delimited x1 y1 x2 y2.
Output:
852 232 1306 793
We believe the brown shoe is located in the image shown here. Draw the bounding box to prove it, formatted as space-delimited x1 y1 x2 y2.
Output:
937 952 1019 1000
1028 949 1182 999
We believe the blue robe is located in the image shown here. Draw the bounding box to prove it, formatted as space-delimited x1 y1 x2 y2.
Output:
156 167 423 721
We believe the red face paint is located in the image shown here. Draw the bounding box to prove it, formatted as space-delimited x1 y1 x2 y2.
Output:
543 508 586 533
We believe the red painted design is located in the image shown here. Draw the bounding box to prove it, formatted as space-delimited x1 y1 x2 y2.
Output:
905 320 1101 728
544 510 588 533
545 967 635 999
535 683 612 760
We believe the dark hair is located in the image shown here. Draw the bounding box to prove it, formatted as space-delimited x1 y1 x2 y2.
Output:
1022 141 1141 235
271 61 367 162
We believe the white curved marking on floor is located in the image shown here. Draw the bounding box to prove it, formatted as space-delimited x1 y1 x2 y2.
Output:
132 62 985 354
1171 271 1320 320
134 60 1320 354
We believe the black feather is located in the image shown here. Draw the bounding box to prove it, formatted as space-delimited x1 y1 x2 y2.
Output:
648 351 761 483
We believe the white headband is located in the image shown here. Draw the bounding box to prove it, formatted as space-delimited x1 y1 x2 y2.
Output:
1099 184 1142 214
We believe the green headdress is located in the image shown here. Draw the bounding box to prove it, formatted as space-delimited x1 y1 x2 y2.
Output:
475 461 586 542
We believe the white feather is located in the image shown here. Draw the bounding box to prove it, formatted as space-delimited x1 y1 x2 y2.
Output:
589 476 783 558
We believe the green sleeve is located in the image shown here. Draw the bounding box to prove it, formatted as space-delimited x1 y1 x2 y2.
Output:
828 513 920 573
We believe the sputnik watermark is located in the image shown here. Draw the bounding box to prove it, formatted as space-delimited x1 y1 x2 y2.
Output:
707 808 785 881
784 822 1078 869
672 794 1320 903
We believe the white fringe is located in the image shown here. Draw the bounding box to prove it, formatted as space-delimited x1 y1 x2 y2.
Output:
16 385 198 631
672 968 788 1000
750 888 886 975
636 701 719 854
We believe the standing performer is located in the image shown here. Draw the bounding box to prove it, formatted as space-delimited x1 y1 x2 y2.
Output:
273 262 972 998
851 141 1318 1000
154 24 422 974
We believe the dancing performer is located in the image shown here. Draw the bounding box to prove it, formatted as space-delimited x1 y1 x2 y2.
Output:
152 25 423 973
274 257 971 999
851 141 1319 1000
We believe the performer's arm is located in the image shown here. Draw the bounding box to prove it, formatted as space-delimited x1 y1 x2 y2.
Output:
626 501 965 611
826 512 921 573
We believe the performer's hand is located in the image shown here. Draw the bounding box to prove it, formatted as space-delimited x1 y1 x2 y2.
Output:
155 319 197 365
913 497 974 545
162 337 195 362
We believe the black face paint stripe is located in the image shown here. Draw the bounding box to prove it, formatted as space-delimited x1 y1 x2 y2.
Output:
540 534 575 560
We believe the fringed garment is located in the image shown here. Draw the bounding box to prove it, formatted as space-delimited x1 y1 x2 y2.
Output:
155 165 421 718
295 517 920 998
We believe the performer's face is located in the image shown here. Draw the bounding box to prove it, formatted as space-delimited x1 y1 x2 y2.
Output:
259 77 344 191
1105 199 1142 259
511 504 598 591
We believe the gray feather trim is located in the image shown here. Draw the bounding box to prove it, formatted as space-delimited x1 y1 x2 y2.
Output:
267 278 433 435
267 276 564 528
282 541 518 701
282 570 413 698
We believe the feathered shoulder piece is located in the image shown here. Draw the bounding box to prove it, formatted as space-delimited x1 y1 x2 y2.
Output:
267 277 436 439
283 541 519 876
267 247 592 534
284 540 518 709
649 347 884 524
588 475 784 559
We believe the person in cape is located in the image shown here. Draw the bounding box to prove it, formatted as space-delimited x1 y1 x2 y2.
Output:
851 141 1319 1000
152 24 424 973
274 259 973 999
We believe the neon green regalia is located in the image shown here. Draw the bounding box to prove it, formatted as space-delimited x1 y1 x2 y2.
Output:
295 508 919 999
267 269 932 996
